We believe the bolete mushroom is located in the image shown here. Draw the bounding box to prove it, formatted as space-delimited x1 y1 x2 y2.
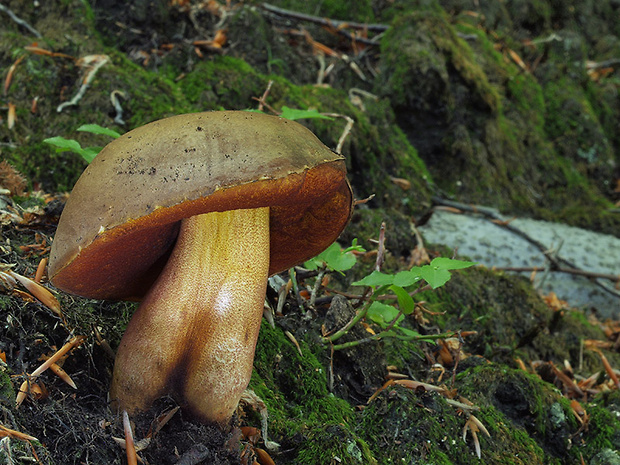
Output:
48 111 352 424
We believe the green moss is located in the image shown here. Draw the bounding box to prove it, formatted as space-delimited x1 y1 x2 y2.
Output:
377 0 444 23
357 378 557 464
378 11 500 114
296 423 377 465
175 56 268 110
403 266 620 375
543 77 614 171
0 367 15 406
251 322 354 436
579 390 620 460
357 385 469 463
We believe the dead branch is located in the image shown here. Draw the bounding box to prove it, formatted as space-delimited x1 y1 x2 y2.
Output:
57 55 110 113
495 266 619 284
0 4 42 38
260 2 388 45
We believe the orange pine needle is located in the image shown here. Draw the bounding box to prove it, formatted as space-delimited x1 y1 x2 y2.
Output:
0 424 38 442
32 336 85 378
34 257 47 283
549 362 584 397
40 357 77 389
16 336 85 406
598 351 620 389
8 270 63 321
7 102 16 130
4 55 24 96
394 379 448 394
123 411 138 465
24 45 74 60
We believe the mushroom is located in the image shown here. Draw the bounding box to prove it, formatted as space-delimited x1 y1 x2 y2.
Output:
48 111 352 424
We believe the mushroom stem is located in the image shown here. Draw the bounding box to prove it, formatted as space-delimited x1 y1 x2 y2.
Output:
109 207 270 424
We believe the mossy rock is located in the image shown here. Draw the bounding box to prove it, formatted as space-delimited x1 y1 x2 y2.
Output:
457 364 576 463
296 423 377 465
251 321 355 436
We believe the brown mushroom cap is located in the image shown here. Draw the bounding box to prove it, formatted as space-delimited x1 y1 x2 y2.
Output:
49 111 352 300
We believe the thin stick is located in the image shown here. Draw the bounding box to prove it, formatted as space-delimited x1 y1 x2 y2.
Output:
0 4 42 37
331 329 452 351
288 268 304 311
322 113 354 155
256 80 274 112
123 411 138 465
494 266 619 283
259 3 388 32
309 268 325 307
57 55 110 112
375 222 386 271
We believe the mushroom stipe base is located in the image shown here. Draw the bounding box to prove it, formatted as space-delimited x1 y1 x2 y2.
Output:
109 207 270 424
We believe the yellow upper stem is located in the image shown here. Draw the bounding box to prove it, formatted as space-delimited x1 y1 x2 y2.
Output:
109 207 270 424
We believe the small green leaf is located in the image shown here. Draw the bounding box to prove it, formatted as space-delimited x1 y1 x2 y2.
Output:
430 257 476 270
304 241 357 272
389 285 415 315
352 270 394 287
343 238 365 254
417 257 476 289
393 269 422 287
418 265 452 289
77 124 121 138
304 240 362 272
321 242 357 272
80 146 103 163
303 256 323 271
280 106 334 121
366 301 402 327
43 136 83 153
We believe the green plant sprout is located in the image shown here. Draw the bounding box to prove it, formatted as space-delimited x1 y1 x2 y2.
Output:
304 239 365 273
300 239 365 308
44 124 120 163
278 106 334 121
312 245 476 350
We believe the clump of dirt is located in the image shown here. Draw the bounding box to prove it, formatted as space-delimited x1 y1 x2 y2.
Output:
127 400 242 465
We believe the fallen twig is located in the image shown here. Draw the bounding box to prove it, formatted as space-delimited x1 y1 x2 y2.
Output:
57 55 110 113
494 266 619 284
4 55 25 97
110 90 126 126
260 2 387 45
0 4 42 38
321 112 354 154
123 411 138 465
